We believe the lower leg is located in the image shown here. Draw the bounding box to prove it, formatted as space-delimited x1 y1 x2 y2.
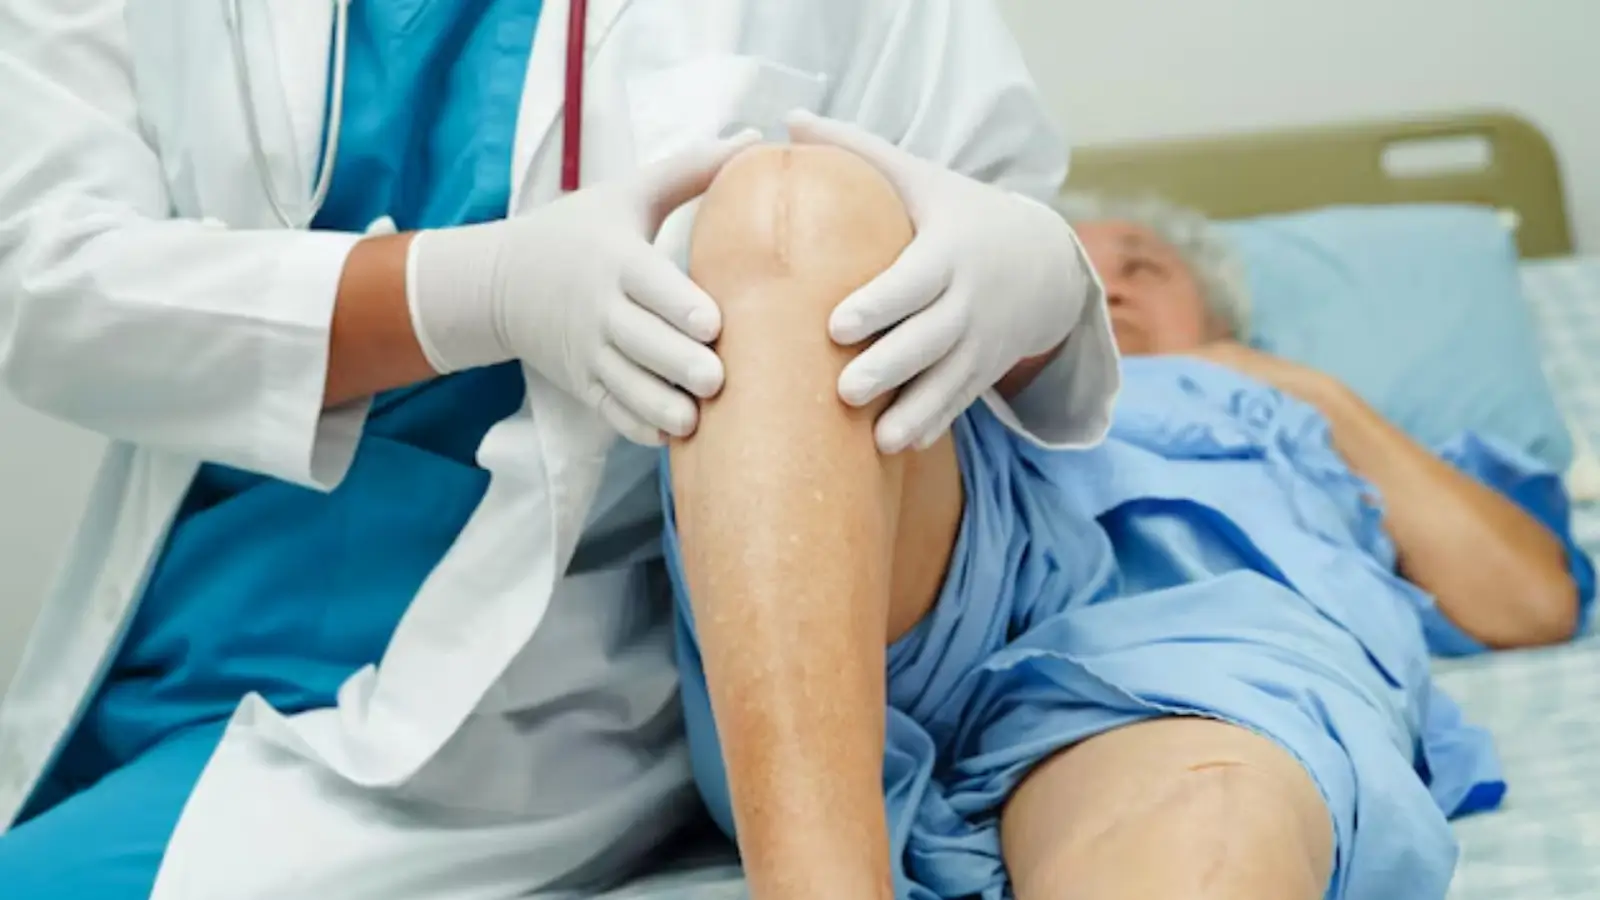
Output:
1002 718 1335 900
670 144 959 900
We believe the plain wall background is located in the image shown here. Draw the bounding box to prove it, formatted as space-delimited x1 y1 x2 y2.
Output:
1 0 1597 689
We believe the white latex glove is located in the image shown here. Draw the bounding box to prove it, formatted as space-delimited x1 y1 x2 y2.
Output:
407 132 759 445
787 111 1094 454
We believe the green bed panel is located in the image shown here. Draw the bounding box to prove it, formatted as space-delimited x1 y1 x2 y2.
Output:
1063 111 1574 259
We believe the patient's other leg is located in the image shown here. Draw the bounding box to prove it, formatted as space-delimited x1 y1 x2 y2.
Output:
1002 717 1335 899
670 144 961 900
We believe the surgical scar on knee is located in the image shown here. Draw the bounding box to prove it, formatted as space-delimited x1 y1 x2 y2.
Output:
1187 760 1248 773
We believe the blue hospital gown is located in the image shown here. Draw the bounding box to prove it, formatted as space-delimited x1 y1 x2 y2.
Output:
663 356 1595 900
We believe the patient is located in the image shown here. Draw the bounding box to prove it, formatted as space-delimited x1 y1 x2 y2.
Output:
660 147 1592 900
1060 192 1587 653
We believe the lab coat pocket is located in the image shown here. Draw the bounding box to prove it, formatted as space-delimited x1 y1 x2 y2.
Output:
626 56 828 164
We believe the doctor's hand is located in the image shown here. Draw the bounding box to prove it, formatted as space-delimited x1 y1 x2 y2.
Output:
407 131 759 445
787 111 1093 454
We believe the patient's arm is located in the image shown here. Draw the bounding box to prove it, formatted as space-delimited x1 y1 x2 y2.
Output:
671 144 956 900
1315 383 1579 646
1191 341 1578 647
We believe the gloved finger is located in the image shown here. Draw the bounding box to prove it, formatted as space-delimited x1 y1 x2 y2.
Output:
837 296 965 407
622 246 723 343
608 297 725 399
594 345 700 439
913 385 984 452
637 130 763 236
829 237 952 345
785 110 920 197
873 350 982 455
597 392 666 447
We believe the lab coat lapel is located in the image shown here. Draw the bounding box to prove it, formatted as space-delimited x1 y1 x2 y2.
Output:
150 0 630 854
510 0 635 207
283 0 642 785
187 0 637 786
260 0 644 216
263 0 336 213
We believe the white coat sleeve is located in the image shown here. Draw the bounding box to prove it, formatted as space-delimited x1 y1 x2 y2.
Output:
0 2 365 490
822 0 1119 448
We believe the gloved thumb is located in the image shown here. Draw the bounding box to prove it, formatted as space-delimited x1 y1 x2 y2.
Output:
637 130 762 236
785 110 920 196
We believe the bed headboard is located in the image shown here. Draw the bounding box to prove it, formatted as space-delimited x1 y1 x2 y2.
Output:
1063 111 1574 258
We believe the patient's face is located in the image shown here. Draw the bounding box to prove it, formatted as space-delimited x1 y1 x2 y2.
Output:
1074 221 1212 355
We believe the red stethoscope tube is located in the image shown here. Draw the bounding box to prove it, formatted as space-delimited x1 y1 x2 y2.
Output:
561 0 588 192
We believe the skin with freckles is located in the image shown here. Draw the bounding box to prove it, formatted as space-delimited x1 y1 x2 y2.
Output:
671 144 957 900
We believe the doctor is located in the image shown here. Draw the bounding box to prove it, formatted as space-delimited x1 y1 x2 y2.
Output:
0 0 1116 898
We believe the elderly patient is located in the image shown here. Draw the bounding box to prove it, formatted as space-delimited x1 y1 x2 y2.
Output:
660 146 1592 900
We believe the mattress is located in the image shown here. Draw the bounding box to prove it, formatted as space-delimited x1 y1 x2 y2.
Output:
1437 255 1600 900
595 256 1600 900
1525 255 1600 456
1436 610 1600 899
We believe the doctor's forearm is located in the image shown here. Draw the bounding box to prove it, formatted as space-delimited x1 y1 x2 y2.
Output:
324 233 439 408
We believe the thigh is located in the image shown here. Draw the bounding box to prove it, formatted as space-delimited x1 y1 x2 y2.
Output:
887 432 963 641
0 723 223 899
1001 716 1335 900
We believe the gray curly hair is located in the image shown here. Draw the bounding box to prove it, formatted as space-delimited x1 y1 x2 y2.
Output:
1055 192 1252 338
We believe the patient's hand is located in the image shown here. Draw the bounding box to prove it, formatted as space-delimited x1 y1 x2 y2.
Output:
1187 342 1339 408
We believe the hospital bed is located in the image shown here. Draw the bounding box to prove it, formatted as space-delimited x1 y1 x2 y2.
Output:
1079 111 1600 900
596 110 1600 900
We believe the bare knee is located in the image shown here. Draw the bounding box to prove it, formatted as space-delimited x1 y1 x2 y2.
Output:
1153 761 1332 885
677 145 910 436
1003 720 1335 900
689 144 912 301
1057 764 1327 899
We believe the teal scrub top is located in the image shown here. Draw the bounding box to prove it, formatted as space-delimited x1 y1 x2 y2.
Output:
48 0 546 793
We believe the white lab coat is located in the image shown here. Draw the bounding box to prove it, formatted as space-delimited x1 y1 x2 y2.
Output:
0 0 1116 896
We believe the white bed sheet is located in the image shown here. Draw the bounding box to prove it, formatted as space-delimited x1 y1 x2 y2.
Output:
1434 254 1600 899
1436 603 1600 900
